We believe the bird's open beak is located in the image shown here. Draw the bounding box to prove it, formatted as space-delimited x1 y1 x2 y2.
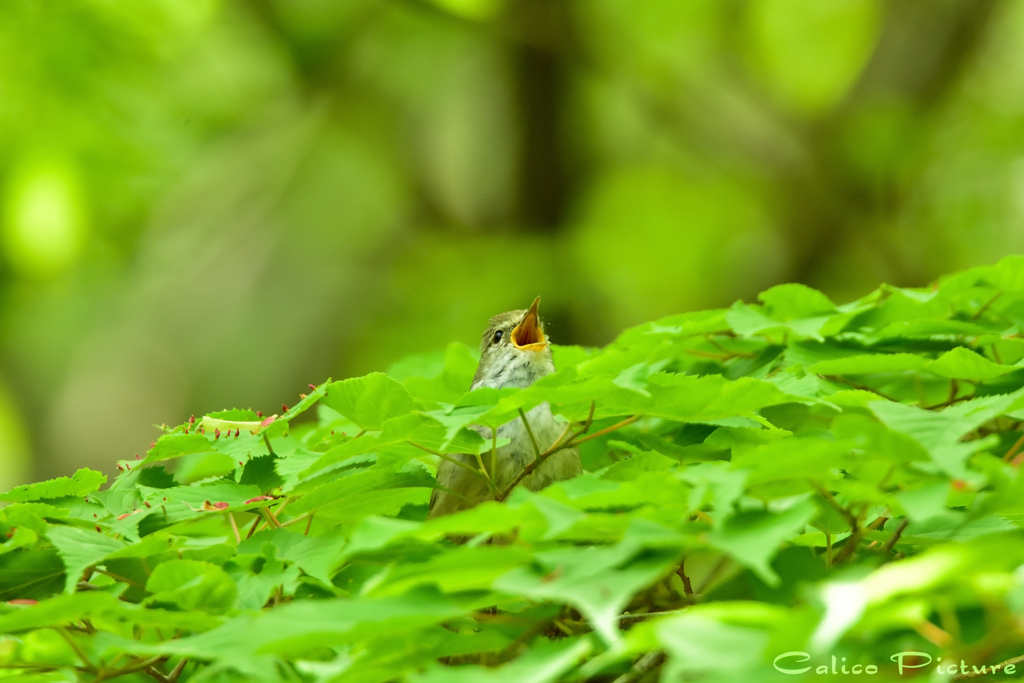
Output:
511 296 548 352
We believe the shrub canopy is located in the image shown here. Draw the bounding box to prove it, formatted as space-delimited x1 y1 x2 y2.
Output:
5 258 1024 681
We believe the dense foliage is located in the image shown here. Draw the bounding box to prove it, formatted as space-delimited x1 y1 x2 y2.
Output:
6 0 1024 488
7 258 1024 681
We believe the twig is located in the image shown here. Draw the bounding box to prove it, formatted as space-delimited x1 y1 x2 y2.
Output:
832 511 886 565
143 656 187 683
571 414 639 448
809 480 858 530
820 375 898 402
304 513 314 536
165 658 188 683
0 663 59 670
93 568 146 590
56 627 95 672
613 651 665 683
619 609 689 625
280 512 310 529
971 291 1002 320
1003 432 1024 462
471 434 497 496
953 652 1024 681
245 513 261 539
518 408 542 462
881 518 909 556
409 442 489 481
490 429 498 484
226 513 241 544
923 393 976 410
619 609 689 624
687 349 743 361
263 434 275 456
258 508 281 529
96 656 165 682
705 336 757 358
992 343 1003 365
497 615 555 663
677 560 693 596
495 403 610 502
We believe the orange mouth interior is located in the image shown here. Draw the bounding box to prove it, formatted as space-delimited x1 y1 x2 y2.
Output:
512 296 547 351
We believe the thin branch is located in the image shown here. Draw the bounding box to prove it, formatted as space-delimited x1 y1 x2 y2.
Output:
490 429 498 485
92 568 146 590
494 409 635 502
687 349 742 361
280 512 310 529
618 609 689 624
832 510 885 565
258 508 281 529
971 291 1002 320
923 392 976 410
408 442 490 481
518 408 542 462
677 560 693 596
167 658 188 683
613 651 665 683
953 652 1024 681
705 335 757 358
96 656 166 683
881 518 909 556
809 480 858 530
226 513 241 544
304 513 314 536
820 375 898 402
56 627 95 672
992 343 1003 365
570 414 639 448
271 497 290 522
245 513 261 539
1003 432 1024 462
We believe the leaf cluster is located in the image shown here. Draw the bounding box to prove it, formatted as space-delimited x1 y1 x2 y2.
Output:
7 258 1024 680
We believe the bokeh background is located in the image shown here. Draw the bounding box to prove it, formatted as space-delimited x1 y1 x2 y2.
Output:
1 0 1022 484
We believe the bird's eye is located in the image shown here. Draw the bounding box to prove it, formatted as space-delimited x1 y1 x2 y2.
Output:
493 330 504 343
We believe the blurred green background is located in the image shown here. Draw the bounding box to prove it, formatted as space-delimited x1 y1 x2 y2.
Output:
0 0 1021 484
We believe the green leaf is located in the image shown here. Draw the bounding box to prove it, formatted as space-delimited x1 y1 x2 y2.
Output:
46 525 126 593
400 342 479 403
494 520 683 644
759 283 837 320
0 469 106 503
708 500 816 585
925 346 1013 381
144 433 216 464
0 592 122 633
411 639 592 683
0 549 65 601
240 455 284 492
289 467 436 516
808 353 925 375
368 546 533 597
321 373 416 431
146 559 237 613
657 613 771 676
125 592 466 670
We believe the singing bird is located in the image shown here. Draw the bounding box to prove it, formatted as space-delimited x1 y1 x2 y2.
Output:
428 297 581 518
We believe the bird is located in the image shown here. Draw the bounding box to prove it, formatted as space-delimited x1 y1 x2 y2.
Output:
428 296 582 518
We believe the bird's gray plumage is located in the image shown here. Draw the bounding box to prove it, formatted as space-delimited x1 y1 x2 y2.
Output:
428 303 582 518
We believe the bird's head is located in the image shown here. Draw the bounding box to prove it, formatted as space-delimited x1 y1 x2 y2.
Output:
472 296 554 389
